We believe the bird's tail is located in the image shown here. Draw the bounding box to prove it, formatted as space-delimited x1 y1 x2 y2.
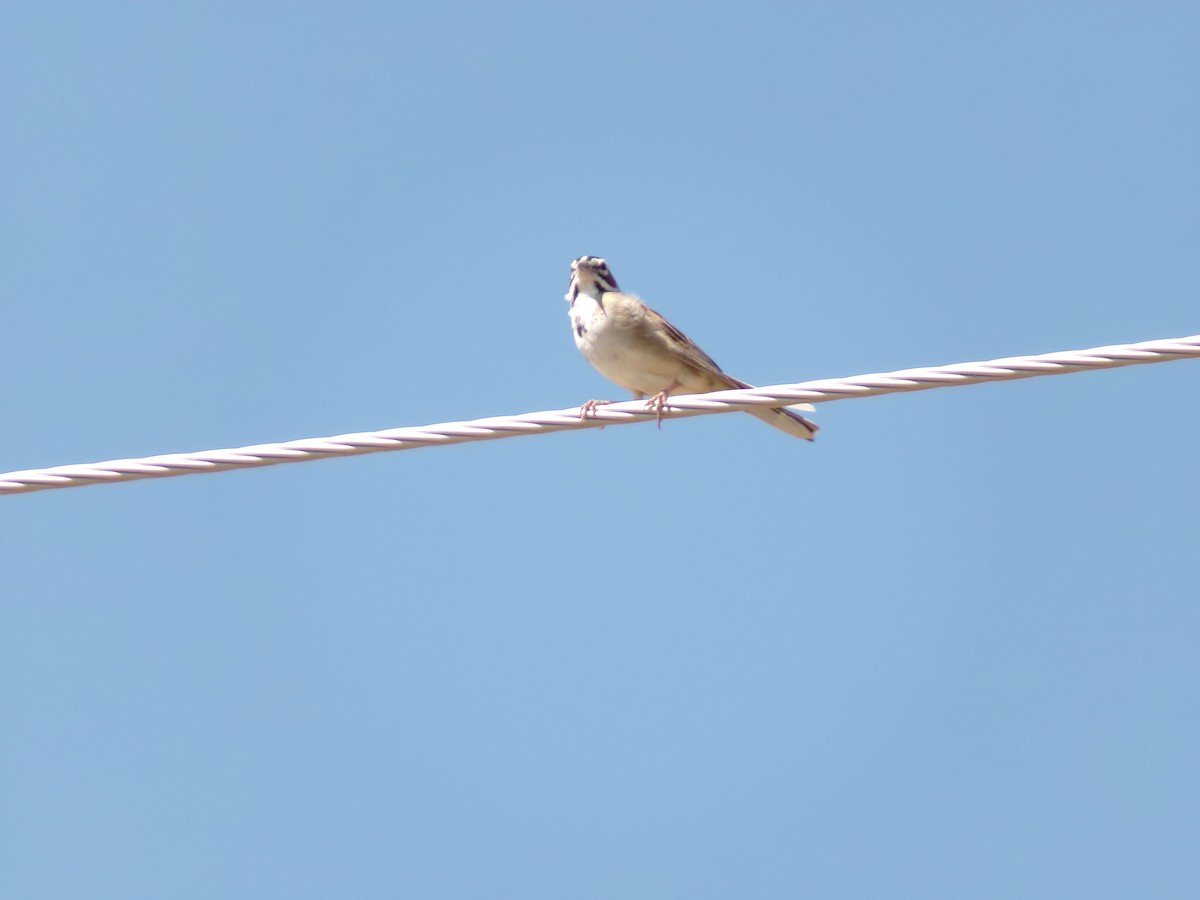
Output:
748 405 819 441
727 377 819 441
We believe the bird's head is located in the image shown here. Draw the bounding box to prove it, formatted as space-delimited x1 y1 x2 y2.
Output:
566 256 620 304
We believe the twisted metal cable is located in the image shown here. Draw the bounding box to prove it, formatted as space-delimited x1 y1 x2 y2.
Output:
3 333 1197 496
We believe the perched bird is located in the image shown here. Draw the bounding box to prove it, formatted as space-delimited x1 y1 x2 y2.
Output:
566 256 818 441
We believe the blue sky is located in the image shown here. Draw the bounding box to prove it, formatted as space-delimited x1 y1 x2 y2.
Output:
3 3 1198 897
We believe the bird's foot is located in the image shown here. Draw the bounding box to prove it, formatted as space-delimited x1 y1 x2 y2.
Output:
644 391 672 429
579 399 613 421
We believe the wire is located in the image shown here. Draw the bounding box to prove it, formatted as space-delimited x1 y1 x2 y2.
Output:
3 333 1197 496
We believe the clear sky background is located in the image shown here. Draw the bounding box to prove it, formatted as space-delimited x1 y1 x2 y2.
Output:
3 3 1198 898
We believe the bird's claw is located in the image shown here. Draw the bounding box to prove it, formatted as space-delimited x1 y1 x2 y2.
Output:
579 399 613 421
645 391 671 429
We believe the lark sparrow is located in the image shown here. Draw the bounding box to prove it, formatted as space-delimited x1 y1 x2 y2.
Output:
566 256 818 441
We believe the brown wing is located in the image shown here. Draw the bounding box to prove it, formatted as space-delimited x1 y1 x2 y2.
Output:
641 304 739 386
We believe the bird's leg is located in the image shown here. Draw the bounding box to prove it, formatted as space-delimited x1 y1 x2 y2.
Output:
644 382 681 429
579 399 614 421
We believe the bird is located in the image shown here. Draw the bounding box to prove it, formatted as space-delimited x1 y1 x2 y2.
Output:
565 256 818 441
